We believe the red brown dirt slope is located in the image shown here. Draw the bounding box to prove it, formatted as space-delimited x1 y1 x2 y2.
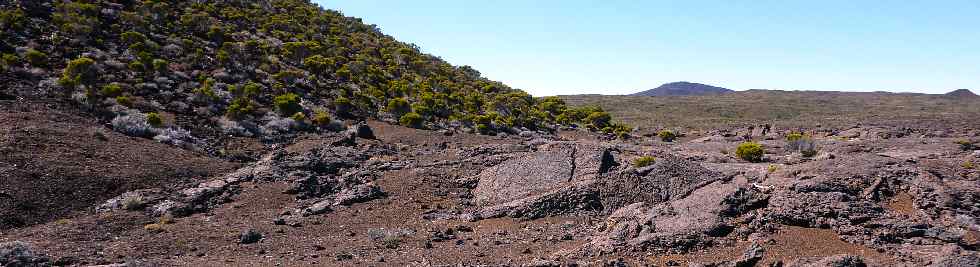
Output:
0 100 238 229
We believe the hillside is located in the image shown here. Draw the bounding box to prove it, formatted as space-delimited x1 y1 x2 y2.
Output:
946 89 978 98
564 90 980 131
631 81 734 96
0 0 627 146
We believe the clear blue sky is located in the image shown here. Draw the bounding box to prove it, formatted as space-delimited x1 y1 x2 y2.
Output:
317 0 980 96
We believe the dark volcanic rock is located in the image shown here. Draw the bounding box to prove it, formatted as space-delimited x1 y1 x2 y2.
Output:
239 229 263 244
0 241 50 266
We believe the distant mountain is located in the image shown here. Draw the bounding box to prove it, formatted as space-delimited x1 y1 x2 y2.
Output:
945 89 978 98
632 82 734 96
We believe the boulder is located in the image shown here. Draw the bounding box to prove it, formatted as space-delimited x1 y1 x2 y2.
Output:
0 241 49 266
472 142 615 216
583 181 765 254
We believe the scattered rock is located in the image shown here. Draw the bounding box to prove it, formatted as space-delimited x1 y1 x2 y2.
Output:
0 241 49 266
239 229 263 244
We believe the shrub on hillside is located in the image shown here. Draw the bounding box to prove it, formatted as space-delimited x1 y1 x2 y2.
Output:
399 112 424 128
334 97 352 117
100 83 123 97
634 156 656 168
290 112 307 123
302 55 332 74
312 110 332 126
736 142 765 162
146 112 163 127
115 95 132 107
273 93 302 115
58 57 96 89
658 130 677 142
385 97 411 117
585 111 612 130
152 59 168 73
24 49 46 67
0 53 18 69
225 97 256 119
0 8 26 31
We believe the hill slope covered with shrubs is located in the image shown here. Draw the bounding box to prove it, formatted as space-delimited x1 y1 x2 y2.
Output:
0 0 629 146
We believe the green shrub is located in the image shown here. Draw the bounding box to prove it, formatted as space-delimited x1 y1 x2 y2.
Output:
603 123 632 139
1 53 19 68
120 31 146 45
736 142 765 163
634 156 656 168
58 57 96 89
290 112 307 122
786 132 804 142
302 55 332 74
585 111 611 130
787 134 817 157
273 93 302 115
955 140 976 151
24 49 46 67
399 112 424 128
0 8 26 31
225 97 256 118
115 96 132 107
128 61 145 72
657 130 677 142
312 110 332 126
146 112 163 127
100 83 123 97
385 97 411 116
193 78 217 100
152 59 168 72
53 1 99 40
964 160 975 170
334 97 352 116
242 82 262 96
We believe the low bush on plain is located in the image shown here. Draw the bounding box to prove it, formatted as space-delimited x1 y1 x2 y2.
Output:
736 142 765 162
658 130 676 142
633 156 656 168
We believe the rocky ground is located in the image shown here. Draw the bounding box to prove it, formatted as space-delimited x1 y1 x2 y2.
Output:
2 99 979 266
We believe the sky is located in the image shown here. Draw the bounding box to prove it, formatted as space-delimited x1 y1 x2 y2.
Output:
317 0 980 96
